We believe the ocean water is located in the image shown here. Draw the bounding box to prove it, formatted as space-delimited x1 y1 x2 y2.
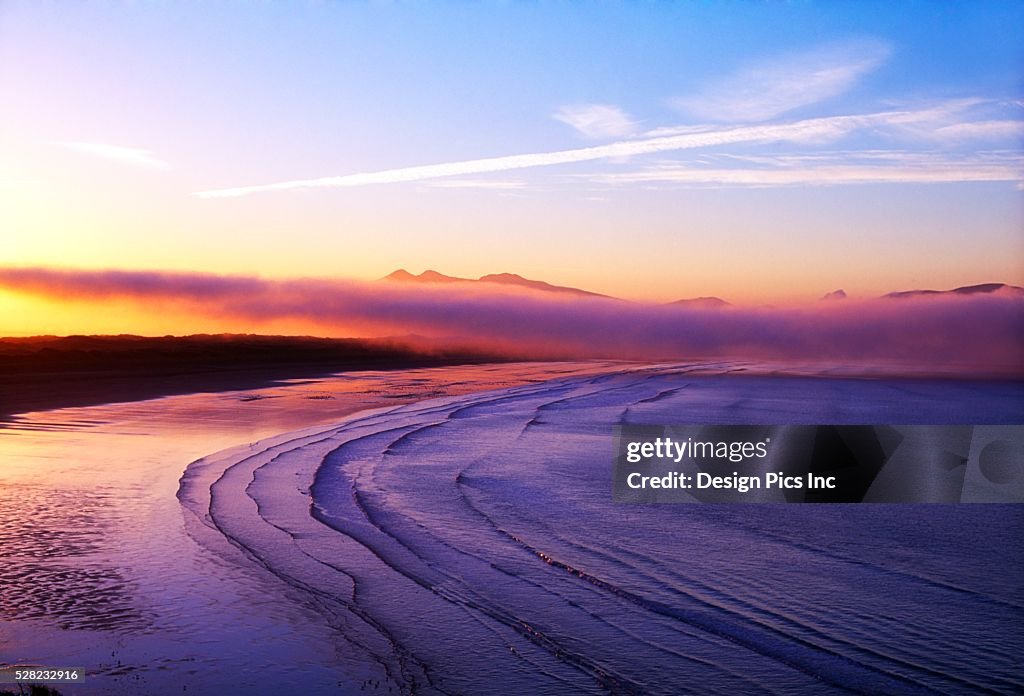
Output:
177 365 1024 695
0 362 610 695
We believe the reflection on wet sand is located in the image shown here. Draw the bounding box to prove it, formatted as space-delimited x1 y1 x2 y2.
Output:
0 362 613 695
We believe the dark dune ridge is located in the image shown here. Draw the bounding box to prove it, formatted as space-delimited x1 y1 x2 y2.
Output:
0 334 500 421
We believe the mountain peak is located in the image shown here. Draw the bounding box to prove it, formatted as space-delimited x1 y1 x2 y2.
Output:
382 269 466 283
418 269 463 283
382 269 607 298
669 296 730 308
479 272 526 283
384 269 415 281
884 283 1024 300
821 289 847 301
477 273 607 297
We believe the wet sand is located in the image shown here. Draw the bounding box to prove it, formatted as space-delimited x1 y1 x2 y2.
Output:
3 361 1021 694
0 361 616 695
0 333 501 421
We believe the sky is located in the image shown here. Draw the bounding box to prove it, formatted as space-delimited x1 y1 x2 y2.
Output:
1 1 1023 337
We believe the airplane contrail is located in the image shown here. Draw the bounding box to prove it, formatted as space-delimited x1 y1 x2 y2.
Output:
193 109 929 199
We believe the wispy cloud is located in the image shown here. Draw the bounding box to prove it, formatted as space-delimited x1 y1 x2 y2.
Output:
872 99 1024 143
58 141 170 169
930 120 1024 142
671 39 892 122
425 179 527 190
553 104 638 139
581 152 1024 188
194 104 957 199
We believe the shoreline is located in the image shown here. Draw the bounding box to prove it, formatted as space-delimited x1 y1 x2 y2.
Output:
7 359 1022 425
0 358 500 423
0 361 618 695
177 365 1024 693
3 335 1021 424
0 333 513 422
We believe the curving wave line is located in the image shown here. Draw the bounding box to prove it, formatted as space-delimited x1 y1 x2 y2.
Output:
179 365 1024 695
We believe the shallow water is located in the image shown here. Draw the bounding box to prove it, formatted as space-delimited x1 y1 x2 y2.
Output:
0 362 612 695
179 365 1023 695
2 363 1022 694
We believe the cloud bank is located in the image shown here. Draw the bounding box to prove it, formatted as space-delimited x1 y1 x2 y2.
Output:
2 267 1021 376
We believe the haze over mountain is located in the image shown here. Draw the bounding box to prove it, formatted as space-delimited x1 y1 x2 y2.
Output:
884 283 1024 300
383 269 610 298
384 270 1022 306
668 296 731 308
821 290 848 301
387 269 742 307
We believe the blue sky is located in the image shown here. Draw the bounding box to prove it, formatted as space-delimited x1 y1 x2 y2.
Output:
1 1 1022 316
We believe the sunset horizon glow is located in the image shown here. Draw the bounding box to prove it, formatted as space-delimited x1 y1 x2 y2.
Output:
0 265 1020 376
2 5 1024 694
1 1 1022 339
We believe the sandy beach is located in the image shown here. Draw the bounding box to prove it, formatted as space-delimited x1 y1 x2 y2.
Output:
2 362 1022 694
0 362 614 695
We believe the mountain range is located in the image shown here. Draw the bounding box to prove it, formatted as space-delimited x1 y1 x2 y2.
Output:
882 283 1024 300
384 270 1022 305
383 269 610 298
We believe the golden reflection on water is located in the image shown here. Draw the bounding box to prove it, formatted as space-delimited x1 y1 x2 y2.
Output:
0 361 614 686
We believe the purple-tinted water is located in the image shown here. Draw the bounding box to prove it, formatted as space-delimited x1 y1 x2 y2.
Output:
180 365 1024 695
3 362 1022 694
0 362 611 695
